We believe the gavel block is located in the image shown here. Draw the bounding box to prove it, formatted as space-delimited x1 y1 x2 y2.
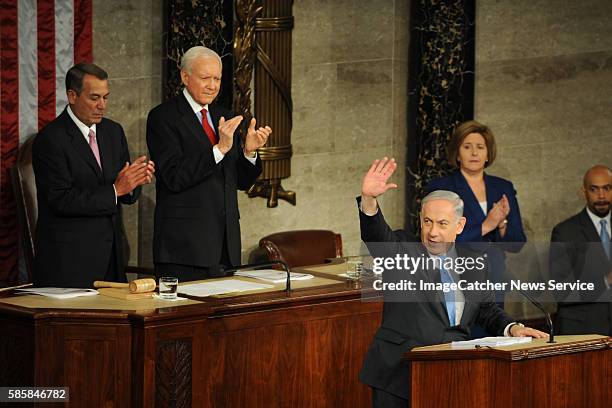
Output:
93 278 157 300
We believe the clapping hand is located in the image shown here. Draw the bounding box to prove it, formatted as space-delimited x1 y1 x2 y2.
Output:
217 116 244 154
483 194 511 235
361 157 398 213
114 156 155 196
244 118 271 156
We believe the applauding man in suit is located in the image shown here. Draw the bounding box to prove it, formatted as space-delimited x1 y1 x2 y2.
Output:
147 46 271 281
33 63 155 288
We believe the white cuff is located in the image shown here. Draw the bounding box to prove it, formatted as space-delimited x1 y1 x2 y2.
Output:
244 151 257 165
504 322 523 336
112 184 117 204
213 145 225 164
359 202 379 216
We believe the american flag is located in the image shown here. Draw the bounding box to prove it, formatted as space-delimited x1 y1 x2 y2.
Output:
0 0 93 285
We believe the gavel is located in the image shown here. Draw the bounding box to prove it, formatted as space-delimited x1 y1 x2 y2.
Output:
93 278 156 293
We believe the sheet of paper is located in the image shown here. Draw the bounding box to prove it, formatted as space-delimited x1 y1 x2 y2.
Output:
15 287 99 299
451 336 532 349
234 269 314 284
178 279 274 297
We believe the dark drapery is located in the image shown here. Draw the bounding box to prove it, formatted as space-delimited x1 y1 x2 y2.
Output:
163 0 234 108
405 0 475 231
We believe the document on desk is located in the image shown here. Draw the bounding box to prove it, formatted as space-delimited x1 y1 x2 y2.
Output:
234 269 314 283
451 336 532 349
178 279 274 297
15 287 99 299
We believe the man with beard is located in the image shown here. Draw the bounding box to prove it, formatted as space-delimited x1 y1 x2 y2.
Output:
550 165 612 335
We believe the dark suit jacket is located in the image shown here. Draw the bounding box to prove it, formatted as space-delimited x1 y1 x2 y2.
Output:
32 109 139 288
358 200 514 399
146 93 261 268
550 208 612 335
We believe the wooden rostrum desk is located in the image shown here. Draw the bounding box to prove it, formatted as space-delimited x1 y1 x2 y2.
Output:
0 262 382 407
406 334 612 408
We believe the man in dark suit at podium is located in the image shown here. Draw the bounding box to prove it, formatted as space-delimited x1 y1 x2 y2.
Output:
550 165 612 336
147 46 271 281
357 157 547 407
32 63 155 288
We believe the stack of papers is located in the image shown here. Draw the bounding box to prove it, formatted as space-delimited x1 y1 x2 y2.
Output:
178 279 273 297
15 287 98 299
234 269 314 284
451 336 532 349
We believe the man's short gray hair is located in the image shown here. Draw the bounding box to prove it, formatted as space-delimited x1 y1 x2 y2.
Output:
421 190 464 221
180 46 222 73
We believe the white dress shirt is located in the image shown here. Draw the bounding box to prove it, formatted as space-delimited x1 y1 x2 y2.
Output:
586 207 611 238
182 88 257 165
66 106 117 202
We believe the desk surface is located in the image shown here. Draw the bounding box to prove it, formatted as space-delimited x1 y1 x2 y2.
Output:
0 262 371 319
0 261 381 408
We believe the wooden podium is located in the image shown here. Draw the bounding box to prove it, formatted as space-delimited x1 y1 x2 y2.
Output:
405 335 612 408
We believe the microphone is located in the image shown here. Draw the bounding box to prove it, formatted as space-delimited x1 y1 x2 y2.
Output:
221 260 292 292
517 288 555 343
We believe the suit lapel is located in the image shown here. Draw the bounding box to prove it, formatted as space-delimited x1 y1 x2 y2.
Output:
96 120 114 183
454 171 486 223
208 104 223 136
64 111 103 179
579 208 603 242
484 173 498 213
579 209 611 264
178 93 214 149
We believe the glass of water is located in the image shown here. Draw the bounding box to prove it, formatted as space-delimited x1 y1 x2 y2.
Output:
159 276 178 300
346 259 364 281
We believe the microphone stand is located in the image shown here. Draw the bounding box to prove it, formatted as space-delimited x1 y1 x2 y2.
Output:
222 260 292 293
518 289 555 343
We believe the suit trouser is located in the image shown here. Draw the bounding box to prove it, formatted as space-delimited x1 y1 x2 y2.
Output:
154 236 232 282
103 241 125 283
372 387 409 408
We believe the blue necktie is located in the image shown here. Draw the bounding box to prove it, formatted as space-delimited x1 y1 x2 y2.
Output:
601 219 610 259
439 257 456 326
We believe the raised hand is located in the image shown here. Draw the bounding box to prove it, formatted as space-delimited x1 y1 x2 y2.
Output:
244 117 271 156
217 116 244 154
114 156 151 196
361 157 397 214
362 157 398 198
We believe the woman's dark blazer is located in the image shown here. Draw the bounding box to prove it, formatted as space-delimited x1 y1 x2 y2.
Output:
426 170 527 246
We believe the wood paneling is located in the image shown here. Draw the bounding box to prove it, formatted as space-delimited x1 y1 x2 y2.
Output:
0 283 381 407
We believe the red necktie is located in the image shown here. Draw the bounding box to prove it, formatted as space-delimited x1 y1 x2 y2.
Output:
201 108 217 145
